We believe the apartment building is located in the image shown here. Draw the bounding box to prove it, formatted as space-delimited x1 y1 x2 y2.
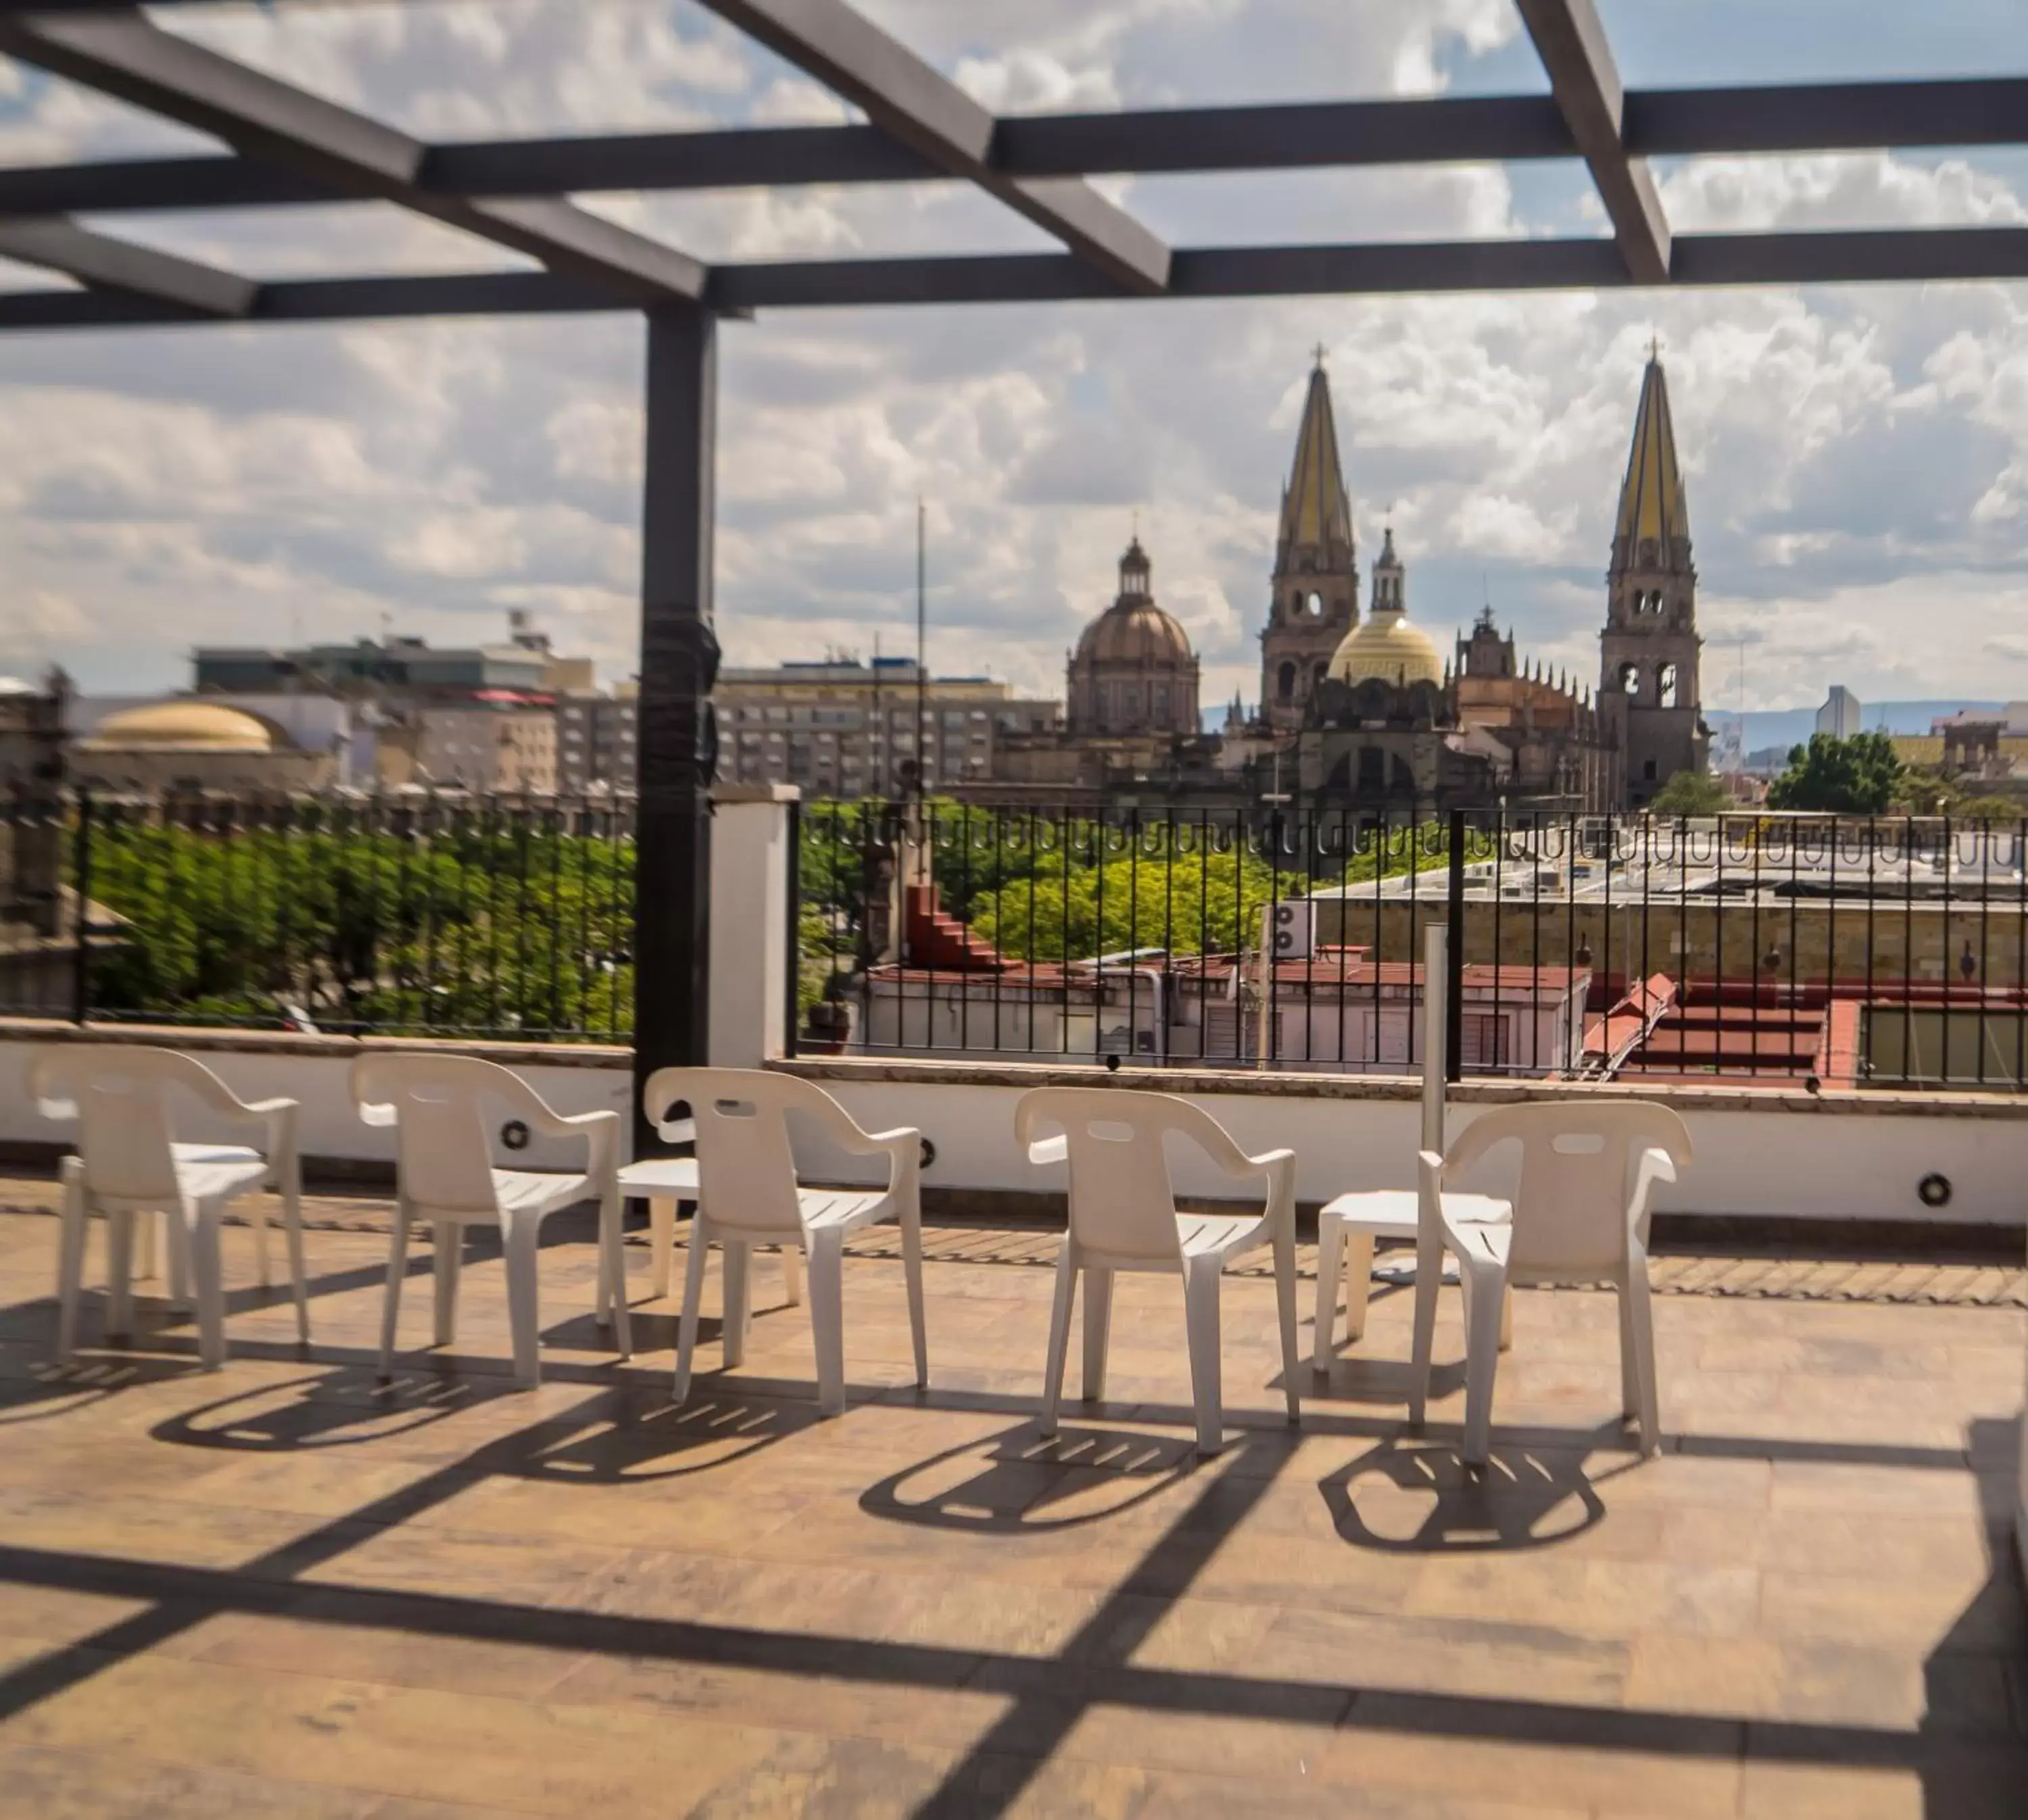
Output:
717 656 1059 798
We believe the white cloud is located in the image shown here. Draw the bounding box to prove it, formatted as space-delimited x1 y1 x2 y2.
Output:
0 0 2019 715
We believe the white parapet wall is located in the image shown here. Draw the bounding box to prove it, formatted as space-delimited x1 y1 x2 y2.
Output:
3 1025 2027 1227
772 1057 2028 1227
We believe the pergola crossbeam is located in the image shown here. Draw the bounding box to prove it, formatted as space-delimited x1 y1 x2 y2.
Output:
0 7 708 303
693 0 1171 293
0 215 254 314
4 228 2025 331
0 78 2023 221
1514 0 1671 285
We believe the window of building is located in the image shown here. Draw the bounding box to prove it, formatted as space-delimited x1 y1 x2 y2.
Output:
1306 590 1324 617
1278 661 1296 701
1620 663 1641 696
1643 759 1658 780
1658 663 1679 708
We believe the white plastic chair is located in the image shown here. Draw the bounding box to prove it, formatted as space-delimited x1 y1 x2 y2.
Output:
647 1068 926 1417
353 1053 630 1389
31 1045 308 1369
1017 1086 1301 1456
1410 1101 1693 1465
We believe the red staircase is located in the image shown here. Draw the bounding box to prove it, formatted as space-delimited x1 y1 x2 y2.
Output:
902 884 1011 972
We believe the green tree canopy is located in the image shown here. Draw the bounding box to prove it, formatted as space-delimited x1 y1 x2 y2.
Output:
1645 769 1729 815
1766 732 1906 815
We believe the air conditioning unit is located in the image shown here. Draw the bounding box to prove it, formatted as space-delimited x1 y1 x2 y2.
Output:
1266 899 1314 961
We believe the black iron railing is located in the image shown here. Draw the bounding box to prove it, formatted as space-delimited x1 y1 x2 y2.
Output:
0 789 635 1042
794 803 2028 1092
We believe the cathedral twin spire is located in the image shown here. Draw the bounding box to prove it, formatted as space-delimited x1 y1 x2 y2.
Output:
1277 350 1355 570
1612 346 1693 574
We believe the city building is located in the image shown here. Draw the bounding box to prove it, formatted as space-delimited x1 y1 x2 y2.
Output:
195 633 551 700
716 656 1059 797
1065 537 1201 738
1817 686 1865 740
70 700 339 794
555 681 638 794
377 700 558 793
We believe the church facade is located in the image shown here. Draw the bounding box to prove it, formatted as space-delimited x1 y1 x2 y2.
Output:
969 348 1705 816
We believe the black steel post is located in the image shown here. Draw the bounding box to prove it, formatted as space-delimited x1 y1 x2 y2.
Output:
631 306 719 1156
1445 807 1466 1083
70 785 91 1026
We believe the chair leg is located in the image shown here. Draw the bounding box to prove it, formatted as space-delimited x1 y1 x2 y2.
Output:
1343 1229 1376 1344
598 1183 632 1360
1499 1285 1515 1352
135 1206 158 1284
1273 1228 1301 1427
1184 1262 1225 1456
1311 1212 1343 1375
808 1229 848 1417
378 1203 412 1379
502 1212 542 1391
673 1214 710 1403
249 1193 271 1291
280 1173 310 1345
1081 1266 1113 1403
1039 1243 1077 1439
1460 1262 1507 1468
55 1172 88 1363
722 1242 751 1371
432 1221 460 1347
1408 1235 1441 1429
164 1211 191 1307
187 1203 226 1372
781 1243 805 1308
105 1207 135 1341
898 1210 927 1391
649 1197 675 1301
1622 1270 1661 1458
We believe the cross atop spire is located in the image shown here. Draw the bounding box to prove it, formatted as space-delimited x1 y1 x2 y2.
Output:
1311 341 1328 368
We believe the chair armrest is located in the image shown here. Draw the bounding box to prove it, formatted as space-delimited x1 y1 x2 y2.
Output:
1026 1133 1068 1166
241 1097 299 1181
1250 1148 1298 1235
26 1048 78 1122
1626 1145 1678 1239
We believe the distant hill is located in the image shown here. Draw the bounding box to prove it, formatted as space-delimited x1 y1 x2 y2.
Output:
1722 702 2005 757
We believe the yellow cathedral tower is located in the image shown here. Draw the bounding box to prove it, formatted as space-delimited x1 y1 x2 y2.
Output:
1599 349 1706 807
1261 352 1357 732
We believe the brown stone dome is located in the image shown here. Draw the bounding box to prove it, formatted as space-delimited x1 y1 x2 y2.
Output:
1075 596 1195 667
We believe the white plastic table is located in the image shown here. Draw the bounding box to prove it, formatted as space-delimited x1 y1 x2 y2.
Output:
617 1156 804 1306
1312 1188 1512 1372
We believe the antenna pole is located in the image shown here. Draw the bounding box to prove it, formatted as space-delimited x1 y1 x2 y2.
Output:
915 497 927 805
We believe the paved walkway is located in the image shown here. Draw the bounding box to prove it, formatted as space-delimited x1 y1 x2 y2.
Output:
0 1197 2021 1817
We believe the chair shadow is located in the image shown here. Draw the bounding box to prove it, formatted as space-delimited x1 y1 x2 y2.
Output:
861 1423 1199 1535
1320 1434 1622 1554
504 1393 810 1484
0 1351 200 1425
147 1366 483 1453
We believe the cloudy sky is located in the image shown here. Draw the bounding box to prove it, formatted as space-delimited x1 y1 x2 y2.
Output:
0 0 2023 719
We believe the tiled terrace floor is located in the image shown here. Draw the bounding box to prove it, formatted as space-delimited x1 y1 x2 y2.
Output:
0 1191 2021 1819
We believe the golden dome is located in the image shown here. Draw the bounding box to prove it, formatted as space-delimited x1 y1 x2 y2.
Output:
1328 608 1443 688
1076 598 1195 668
84 701 279 752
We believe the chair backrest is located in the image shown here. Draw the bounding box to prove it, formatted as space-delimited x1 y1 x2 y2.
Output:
351 1053 503 1215
1450 1101 1693 1276
644 1068 836 1235
1016 1086 1245 1263
30 1045 207 1202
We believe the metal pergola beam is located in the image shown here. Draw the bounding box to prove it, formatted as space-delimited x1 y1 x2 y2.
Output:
0 7 709 304
5 78 2021 222
0 216 253 314
692 0 1170 294
1515 0 1671 285
3 229 2023 331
